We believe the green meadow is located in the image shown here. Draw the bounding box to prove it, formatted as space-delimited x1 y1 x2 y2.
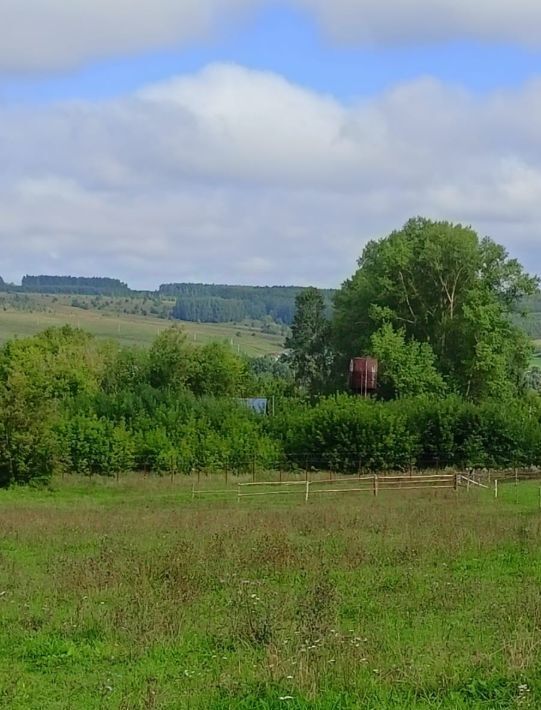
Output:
0 302 284 356
0 476 540 709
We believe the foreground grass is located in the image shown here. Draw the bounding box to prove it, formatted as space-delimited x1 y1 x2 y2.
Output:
0 477 540 709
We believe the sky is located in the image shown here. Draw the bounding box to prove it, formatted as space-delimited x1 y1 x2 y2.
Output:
2 1 541 289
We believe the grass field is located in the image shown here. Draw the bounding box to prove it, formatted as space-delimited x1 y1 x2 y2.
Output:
1 476 540 708
0 304 284 356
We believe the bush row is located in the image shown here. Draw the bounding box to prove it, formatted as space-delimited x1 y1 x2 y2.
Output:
268 395 541 472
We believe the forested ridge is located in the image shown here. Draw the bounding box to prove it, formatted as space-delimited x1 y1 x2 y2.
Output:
2 217 541 487
164 283 332 324
1 278 334 325
20 275 130 295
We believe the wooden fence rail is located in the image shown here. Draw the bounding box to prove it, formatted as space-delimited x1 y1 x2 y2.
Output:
235 474 457 502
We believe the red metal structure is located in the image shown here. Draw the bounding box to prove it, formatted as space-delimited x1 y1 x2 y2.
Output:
349 357 378 397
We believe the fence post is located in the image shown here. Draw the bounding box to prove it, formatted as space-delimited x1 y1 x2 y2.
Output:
225 462 229 487
305 479 310 504
237 482 241 504
454 473 458 491
494 479 498 500
192 483 195 501
252 456 256 483
373 475 379 497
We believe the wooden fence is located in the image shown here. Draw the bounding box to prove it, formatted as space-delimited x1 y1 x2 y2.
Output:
233 473 457 502
191 468 541 503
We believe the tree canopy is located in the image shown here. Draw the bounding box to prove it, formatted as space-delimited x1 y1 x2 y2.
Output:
332 218 538 399
285 288 333 395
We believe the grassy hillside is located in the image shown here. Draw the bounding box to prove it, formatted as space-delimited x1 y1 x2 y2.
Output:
0 300 284 356
0 476 540 708
530 342 540 367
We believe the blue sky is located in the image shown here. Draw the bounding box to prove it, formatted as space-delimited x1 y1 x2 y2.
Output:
1 1 541 288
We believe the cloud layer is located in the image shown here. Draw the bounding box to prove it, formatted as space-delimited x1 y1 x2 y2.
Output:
1 63 540 287
0 0 255 72
3 1 541 73
301 0 541 47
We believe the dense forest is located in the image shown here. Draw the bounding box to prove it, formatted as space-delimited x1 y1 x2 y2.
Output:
172 296 253 323
20 275 130 296
2 218 541 487
165 283 334 324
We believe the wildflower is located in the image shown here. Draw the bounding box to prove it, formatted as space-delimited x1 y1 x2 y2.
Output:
279 697 294 702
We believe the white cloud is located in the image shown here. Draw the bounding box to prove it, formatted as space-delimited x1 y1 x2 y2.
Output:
2 1 541 73
1 64 541 288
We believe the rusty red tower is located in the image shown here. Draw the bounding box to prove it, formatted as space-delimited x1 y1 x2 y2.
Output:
349 357 378 397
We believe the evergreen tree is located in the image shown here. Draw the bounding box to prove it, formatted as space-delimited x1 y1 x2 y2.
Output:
285 288 333 394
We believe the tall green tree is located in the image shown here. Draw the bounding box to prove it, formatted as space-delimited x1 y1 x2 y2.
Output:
0 326 105 485
333 218 538 400
148 325 193 390
187 342 248 396
371 323 447 399
285 288 333 394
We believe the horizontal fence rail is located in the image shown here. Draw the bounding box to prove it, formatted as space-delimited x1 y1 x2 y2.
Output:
234 474 457 502
189 467 541 505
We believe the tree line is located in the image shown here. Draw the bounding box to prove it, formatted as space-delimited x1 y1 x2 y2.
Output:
20 275 130 295
1 322 541 487
164 283 334 325
0 325 294 486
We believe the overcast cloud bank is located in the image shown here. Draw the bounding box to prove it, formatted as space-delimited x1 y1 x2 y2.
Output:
1 63 540 287
3 1 541 73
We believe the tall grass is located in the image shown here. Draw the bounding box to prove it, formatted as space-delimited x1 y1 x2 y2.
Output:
0 477 540 708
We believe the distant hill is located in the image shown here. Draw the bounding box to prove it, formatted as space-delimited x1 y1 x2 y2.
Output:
1 275 335 326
